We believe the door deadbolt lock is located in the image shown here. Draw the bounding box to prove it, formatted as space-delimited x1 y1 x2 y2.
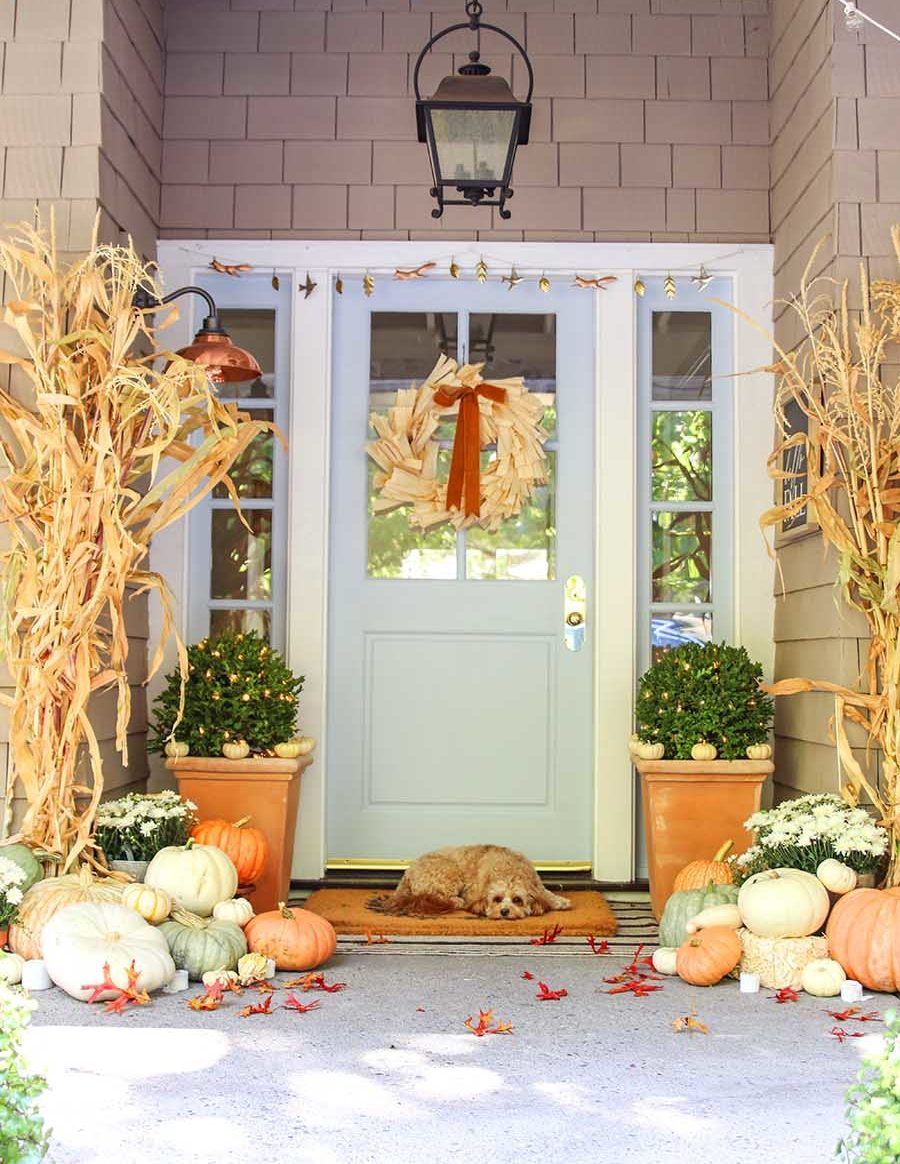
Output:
564 575 586 652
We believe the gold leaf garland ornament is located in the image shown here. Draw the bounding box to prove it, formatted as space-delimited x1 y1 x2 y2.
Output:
366 354 549 532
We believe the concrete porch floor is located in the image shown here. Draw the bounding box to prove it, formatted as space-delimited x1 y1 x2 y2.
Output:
23 945 895 1164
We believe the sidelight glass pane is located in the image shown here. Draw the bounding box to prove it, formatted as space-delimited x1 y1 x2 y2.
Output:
651 411 711 502
210 509 272 600
466 452 556 580
651 611 712 662
210 607 271 641
216 308 275 399
469 313 557 438
652 510 711 603
213 408 274 499
652 312 711 401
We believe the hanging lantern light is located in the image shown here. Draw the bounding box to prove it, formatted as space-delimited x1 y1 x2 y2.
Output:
413 0 533 220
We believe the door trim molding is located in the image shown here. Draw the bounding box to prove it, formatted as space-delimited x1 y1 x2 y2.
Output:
153 240 775 882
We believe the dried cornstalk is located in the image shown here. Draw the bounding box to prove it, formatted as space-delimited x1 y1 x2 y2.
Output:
0 218 271 871
744 228 900 885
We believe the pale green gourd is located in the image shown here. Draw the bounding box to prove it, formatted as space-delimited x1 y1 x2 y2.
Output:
0 843 43 892
659 882 739 948
158 907 247 980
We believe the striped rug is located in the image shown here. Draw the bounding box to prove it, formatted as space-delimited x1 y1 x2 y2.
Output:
333 894 657 957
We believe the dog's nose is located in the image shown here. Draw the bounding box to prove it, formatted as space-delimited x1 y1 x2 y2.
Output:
500 907 510 917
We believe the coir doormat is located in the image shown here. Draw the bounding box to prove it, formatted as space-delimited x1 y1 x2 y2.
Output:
303 889 617 938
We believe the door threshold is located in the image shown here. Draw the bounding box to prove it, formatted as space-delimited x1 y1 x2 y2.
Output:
296 873 648 893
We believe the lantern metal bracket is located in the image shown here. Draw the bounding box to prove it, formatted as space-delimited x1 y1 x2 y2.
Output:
133 284 225 337
413 0 533 220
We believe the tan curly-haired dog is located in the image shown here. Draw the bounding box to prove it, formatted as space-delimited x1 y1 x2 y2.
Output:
369 844 572 919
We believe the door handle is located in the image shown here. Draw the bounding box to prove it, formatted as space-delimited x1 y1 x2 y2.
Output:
564 574 586 651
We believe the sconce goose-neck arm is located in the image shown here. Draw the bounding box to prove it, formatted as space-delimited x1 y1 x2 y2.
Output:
133 283 262 384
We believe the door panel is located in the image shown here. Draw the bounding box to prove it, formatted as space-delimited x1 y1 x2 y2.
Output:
328 277 595 864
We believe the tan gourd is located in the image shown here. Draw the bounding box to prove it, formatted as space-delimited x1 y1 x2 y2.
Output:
746 743 772 761
164 739 190 758
273 740 303 759
121 883 172 926
635 741 665 760
691 741 718 761
222 739 250 760
685 903 742 933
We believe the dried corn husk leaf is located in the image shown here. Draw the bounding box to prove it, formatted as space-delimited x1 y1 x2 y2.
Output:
0 216 276 871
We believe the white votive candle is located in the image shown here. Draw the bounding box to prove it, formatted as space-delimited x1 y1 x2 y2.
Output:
739 972 760 994
21 959 52 991
162 969 190 994
265 958 276 978
840 979 863 1003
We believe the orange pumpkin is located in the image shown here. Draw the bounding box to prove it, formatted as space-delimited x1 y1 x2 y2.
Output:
825 887 900 993
191 816 269 886
673 840 734 893
676 925 742 986
244 903 337 971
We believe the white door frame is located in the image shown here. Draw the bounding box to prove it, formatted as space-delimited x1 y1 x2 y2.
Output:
153 239 775 883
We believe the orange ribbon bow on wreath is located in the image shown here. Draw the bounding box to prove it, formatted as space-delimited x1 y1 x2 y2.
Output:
433 370 506 518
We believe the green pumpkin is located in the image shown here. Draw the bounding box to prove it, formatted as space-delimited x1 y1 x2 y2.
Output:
659 882 739 948
158 908 247 980
0 843 43 892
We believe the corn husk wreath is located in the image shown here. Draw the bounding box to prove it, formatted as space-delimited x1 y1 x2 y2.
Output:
743 227 900 886
0 218 274 872
366 353 549 531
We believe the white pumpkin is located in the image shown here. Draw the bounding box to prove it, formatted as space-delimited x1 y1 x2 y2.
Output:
746 743 772 761
164 739 190 758
42 902 175 1001
800 957 846 998
691 741 718 761
274 740 303 759
294 736 316 756
212 897 255 928
738 868 830 939
816 858 858 896
144 840 238 918
121 882 172 925
651 947 679 975
635 741 665 760
222 739 250 760
0 951 24 985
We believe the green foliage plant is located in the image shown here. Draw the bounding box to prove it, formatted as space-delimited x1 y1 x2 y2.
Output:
0 985 48 1164
149 630 304 757
635 641 773 760
838 1009 900 1163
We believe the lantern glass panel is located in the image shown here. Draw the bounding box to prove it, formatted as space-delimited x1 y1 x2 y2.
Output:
430 107 516 183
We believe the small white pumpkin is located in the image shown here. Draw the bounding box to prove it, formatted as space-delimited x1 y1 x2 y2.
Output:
691 741 718 761
202 968 240 989
0 951 25 985
222 739 250 760
42 902 175 1000
651 947 679 975
295 736 316 756
685 903 742 933
145 840 238 918
800 957 846 998
635 741 665 760
164 739 190 758
627 733 641 755
746 743 772 761
212 897 255 928
816 858 858 896
121 882 172 925
738 868 830 939
274 740 303 759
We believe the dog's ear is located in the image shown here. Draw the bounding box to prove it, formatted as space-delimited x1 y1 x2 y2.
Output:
528 894 548 916
468 898 487 916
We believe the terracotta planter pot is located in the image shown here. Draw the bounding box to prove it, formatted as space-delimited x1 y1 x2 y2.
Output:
166 754 313 913
636 758 773 921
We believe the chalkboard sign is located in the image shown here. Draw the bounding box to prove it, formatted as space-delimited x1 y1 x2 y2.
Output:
780 396 813 535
